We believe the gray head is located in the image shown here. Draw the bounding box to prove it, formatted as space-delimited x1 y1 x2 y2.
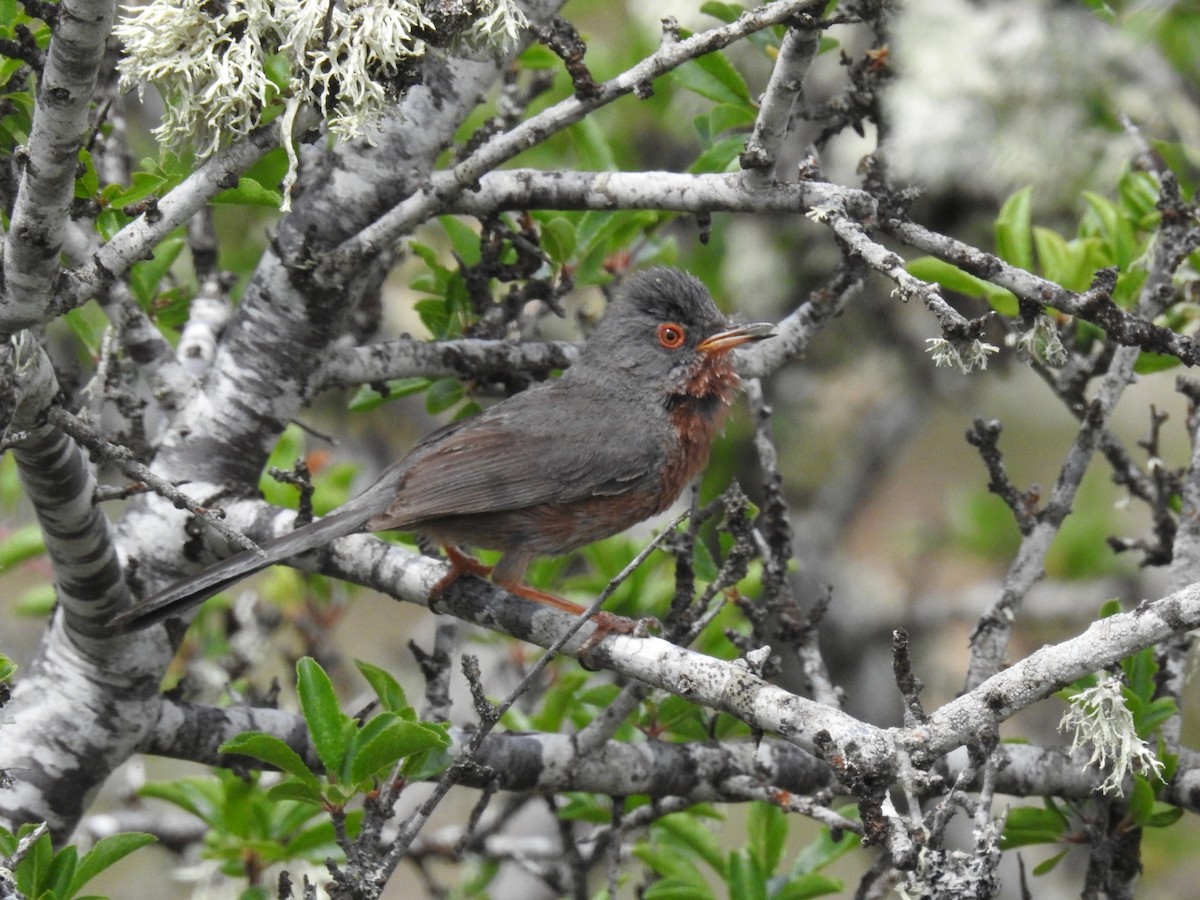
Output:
574 267 773 399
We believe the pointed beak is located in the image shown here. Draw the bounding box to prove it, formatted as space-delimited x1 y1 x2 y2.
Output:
697 321 776 355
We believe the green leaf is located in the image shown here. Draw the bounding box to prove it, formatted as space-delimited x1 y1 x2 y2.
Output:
219 732 321 790
727 848 767 900
355 660 409 713
0 522 45 568
708 102 757 136
1033 227 1093 291
267 781 326 807
140 778 224 825
101 171 169 208
688 135 745 174
642 879 716 900
568 116 617 171
905 257 1018 316
995 186 1034 270
672 52 752 106
415 298 451 338
774 874 844 899
1081 190 1136 269
47 843 77 899
518 42 559 69
1144 804 1184 829
348 717 449 785
211 176 283 208
538 216 577 263
1031 848 1070 876
1001 805 1068 849
700 2 745 24
633 845 710 889
1134 352 1181 375
130 235 186 307
747 801 787 874
788 814 860 878
0 654 15 681
655 812 725 874
69 833 156 897
401 745 453 782
439 216 482 265
296 657 354 777
347 376 431 412
75 148 99 199
425 377 465 414
1128 774 1156 826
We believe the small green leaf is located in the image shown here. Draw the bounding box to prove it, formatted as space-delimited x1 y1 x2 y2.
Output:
1133 351 1181 375
101 171 169 208
905 257 1019 316
538 216 577 263
1001 805 1068 849
1033 227 1091 291
439 216 482 265
1031 848 1070 876
355 660 409 713
1081 190 1136 269
688 135 745 174
296 657 354 777
655 812 725 874
266 780 327 807
347 376 431 412
130 235 186 307
69 833 156 897
219 732 320 790
0 522 45 568
775 873 845 899
787 813 860 877
415 298 451 338
727 848 767 900
401 745 453 782
568 116 618 171
672 51 752 106
995 185 1034 271
642 879 716 899
211 176 283 208
708 102 757 136
75 148 99 199
1144 804 1184 829
747 801 787 874
425 377 465 414
0 654 15 681
633 845 710 889
348 717 450 785
47 843 77 899
518 42 559 69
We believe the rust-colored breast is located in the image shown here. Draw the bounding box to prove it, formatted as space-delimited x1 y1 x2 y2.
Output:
658 354 740 506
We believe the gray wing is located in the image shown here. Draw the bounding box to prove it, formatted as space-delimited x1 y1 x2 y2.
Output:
368 385 668 529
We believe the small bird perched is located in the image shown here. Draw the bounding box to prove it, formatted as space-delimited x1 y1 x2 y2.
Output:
109 267 774 633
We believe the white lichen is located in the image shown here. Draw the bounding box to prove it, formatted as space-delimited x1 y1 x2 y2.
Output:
115 0 528 207
1010 314 1068 365
1058 675 1164 796
925 337 1000 374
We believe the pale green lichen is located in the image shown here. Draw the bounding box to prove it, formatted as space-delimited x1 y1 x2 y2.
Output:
925 337 1000 374
115 0 529 206
1059 675 1164 796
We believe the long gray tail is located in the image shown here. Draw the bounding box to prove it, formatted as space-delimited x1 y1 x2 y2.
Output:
107 507 371 633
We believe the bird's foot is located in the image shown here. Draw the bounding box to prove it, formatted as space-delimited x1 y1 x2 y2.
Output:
430 544 494 598
577 610 648 669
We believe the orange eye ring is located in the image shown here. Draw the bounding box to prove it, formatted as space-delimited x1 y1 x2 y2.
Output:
656 322 686 349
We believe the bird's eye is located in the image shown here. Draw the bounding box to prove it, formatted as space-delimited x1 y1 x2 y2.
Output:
656 322 686 349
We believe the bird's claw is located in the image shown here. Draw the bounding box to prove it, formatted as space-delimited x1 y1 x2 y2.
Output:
577 611 653 670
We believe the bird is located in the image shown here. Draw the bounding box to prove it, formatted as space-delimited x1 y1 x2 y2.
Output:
108 267 774 634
